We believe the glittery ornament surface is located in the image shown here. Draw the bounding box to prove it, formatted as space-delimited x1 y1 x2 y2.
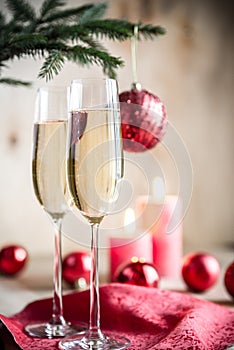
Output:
119 88 167 152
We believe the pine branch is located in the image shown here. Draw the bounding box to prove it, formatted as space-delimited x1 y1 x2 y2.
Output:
137 23 166 39
0 12 6 28
11 33 48 48
2 41 70 63
33 24 106 52
84 20 166 41
1 21 23 38
40 0 66 19
65 46 124 79
40 4 101 24
0 0 166 86
0 77 31 86
78 35 106 52
79 20 132 41
79 3 107 23
5 0 36 22
38 45 124 80
1 34 48 61
38 20 165 46
38 50 65 81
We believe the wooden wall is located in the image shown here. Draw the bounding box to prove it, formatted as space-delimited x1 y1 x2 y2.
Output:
0 0 233 258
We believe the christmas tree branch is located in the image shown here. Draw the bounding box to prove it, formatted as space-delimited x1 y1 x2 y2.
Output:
38 46 124 80
39 0 66 19
0 0 166 85
40 3 105 25
0 77 31 86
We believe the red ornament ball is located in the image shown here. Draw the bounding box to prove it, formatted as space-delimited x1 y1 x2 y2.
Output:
182 252 220 293
0 245 28 275
114 258 159 287
224 261 234 298
62 251 91 289
119 86 168 153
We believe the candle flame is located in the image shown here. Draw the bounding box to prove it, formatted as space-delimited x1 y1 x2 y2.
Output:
152 176 165 203
124 208 136 234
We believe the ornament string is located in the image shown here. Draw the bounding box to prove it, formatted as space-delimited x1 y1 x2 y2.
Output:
131 25 139 87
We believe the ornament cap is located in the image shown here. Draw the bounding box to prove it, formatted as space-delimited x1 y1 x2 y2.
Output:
131 82 142 91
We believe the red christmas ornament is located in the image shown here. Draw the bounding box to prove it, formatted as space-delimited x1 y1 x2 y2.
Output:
224 261 234 298
119 25 168 153
0 245 28 276
182 252 220 293
119 85 168 153
114 258 159 287
62 251 91 289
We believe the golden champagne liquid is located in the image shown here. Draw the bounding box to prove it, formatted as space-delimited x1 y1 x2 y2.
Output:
67 109 122 224
32 120 68 218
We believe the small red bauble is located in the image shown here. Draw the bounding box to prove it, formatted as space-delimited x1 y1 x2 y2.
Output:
114 258 159 287
0 245 28 275
62 251 91 289
119 85 168 153
182 252 220 292
224 261 234 298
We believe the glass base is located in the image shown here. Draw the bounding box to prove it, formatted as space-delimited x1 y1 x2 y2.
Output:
58 332 130 349
25 321 86 339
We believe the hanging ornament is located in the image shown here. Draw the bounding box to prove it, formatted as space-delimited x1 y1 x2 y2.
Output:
182 252 220 293
114 257 159 287
224 261 234 298
0 245 28 276
62 251 91 290
120 25 168 153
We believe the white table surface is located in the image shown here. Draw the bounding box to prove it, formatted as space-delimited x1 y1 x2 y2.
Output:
0 248 233 317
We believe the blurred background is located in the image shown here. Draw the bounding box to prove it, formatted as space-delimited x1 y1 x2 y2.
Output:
0 0 233 263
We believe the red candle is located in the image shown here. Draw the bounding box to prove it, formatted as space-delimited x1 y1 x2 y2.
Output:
136 195 183 278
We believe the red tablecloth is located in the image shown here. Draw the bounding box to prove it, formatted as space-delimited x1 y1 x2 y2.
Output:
0 283 234 349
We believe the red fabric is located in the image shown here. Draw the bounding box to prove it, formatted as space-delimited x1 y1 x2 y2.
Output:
0 283 234 349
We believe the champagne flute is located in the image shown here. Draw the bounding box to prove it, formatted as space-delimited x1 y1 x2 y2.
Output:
25 86 85 338
59 79 130 349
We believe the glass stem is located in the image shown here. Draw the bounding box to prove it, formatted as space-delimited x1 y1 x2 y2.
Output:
50 217 66 326
88 223 104 339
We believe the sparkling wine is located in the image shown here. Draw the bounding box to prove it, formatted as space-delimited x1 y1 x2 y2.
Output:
32 120 68 218
67 109 122 223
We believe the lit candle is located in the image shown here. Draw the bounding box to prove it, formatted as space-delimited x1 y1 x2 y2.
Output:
135 177 183 278
109 208 153 281
124 207 136 234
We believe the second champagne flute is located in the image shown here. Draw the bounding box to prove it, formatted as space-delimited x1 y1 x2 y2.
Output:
59 78 130 349
25 86 85 338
